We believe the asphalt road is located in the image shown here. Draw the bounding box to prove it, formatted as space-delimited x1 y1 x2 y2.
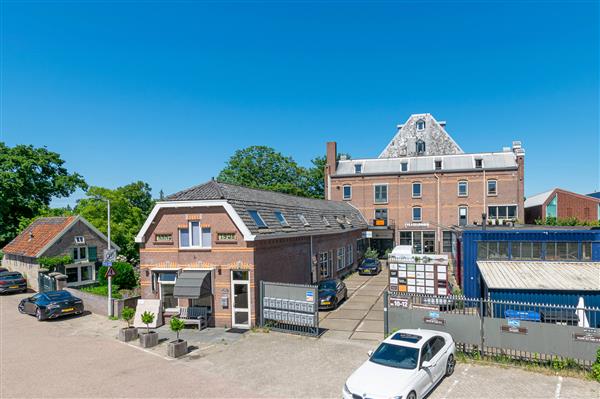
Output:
1 292 598 399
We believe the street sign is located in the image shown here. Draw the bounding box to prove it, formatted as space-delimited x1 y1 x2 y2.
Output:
102 261 112 267
103 249 117 262
105 266 117 278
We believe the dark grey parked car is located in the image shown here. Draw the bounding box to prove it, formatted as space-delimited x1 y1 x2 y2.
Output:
0 271 28 294
318 279 348 310
18 290 84 321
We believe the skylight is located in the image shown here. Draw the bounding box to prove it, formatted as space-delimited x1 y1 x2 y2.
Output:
322 216 331 227
274 211 289 227
298 214 310 226
391 333 422 344
248 210 268 228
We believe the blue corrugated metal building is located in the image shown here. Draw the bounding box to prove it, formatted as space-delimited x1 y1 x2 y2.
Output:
461 227 600 307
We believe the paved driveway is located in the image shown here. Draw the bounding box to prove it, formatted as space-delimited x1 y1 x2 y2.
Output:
320 266 388 341
2 291 598 399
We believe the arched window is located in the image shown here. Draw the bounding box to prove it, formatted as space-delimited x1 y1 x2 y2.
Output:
416 119 426 131
416 139 426 155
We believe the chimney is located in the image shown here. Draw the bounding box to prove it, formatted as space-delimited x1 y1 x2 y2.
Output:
325 142 337 200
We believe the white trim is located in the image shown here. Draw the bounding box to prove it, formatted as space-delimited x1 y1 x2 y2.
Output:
342 184 352 200
412 206 422 222
412 182 422 198
457 180 469 197
179 221 212 249
231 270 251 329
373 183 389 204
135 200 255 243
487 179 498 196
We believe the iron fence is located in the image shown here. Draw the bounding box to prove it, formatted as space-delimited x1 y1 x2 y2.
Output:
259 281 320 337
385 291 600 368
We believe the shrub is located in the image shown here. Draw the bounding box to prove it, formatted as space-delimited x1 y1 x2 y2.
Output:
592 348 600 382
121 307 135 328
97 262 138 290
364 247 379 259
37 255 72 272
141 311 155 334
80 284 122 299
170 317 185 341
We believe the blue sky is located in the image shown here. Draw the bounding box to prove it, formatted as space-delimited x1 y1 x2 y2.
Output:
1 1 598 207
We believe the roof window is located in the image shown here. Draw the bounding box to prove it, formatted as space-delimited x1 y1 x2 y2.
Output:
274 211 289 227
248 210 268 228
298 214 310 226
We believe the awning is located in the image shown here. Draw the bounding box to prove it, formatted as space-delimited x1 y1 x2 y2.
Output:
173 270 212 298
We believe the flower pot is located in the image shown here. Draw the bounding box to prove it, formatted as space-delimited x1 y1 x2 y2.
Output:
139 331 158 348
118 327 138 342
167 339 188 358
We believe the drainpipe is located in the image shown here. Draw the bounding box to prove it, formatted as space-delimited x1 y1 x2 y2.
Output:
483 169 487 224
310 235 315 284
434 173 441 252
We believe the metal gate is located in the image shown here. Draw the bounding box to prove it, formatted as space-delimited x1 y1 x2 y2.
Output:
38 270 56 292
259 281 319 337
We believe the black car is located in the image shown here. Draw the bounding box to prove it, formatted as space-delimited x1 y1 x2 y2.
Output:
357 258 382 275
0 271 28 294
318 279 347 310
0 267 8 273
19 290 84 321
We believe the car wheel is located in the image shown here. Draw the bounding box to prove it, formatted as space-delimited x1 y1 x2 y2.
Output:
407 391 417 399
18 302 26 314
36 308 43 321
445 354 455 377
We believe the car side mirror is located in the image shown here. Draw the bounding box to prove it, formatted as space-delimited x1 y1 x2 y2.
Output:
367 350 373 357
421 360 432 369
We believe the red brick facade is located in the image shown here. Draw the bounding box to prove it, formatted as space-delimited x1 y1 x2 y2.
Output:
525 189 600 223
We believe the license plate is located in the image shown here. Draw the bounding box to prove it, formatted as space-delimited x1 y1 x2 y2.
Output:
62 308 74 312
9 286 18 289
321 301 331 305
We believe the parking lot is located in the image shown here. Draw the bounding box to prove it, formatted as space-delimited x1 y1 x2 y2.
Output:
1 291 599 398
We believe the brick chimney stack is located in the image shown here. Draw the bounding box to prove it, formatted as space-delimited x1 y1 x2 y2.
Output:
325 142 337 200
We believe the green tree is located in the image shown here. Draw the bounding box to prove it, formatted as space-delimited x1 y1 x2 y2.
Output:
97 262 138 289
303 153 351 199
141 311 155 334
0 143 87 246
121 307 135 328
75 182 154 263
170 317 185 341
217 146 308 196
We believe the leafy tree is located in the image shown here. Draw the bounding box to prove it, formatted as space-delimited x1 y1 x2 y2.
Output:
170 317 185 341
75 182 154 262
0 143 87 246
97 262 138 289
121 307 135 328
141 311 155 334
217 146 308 196
304 153 351 199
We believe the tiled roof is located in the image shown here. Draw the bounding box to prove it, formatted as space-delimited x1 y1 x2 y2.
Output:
166 181 368 237
2 216 76 257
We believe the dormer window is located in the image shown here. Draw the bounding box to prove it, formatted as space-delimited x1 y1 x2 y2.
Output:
354 164 362 174
416 140 426 155
435 160 442 170
401 162 408 172
416 119 426 131
475 159 483 168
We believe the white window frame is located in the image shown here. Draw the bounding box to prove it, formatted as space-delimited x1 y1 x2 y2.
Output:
354 163 363 174
412 207 422 222
458 180 468 197
342 185 352 200
179 221 212 249
434 160 442 170
72 246 88 262
322 216 331 227
336 247 345 271
65 264 95 286
374 183 388 204
74 236 85 244
400 162 409 172
298 214 310 226
488 204 518 220
458 206 468 225
487 179 498 196
416 119 426 131
412 182 422 199
346 243 353 266
474 158 483 168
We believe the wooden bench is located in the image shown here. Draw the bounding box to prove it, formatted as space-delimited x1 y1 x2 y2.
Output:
179 307 208 330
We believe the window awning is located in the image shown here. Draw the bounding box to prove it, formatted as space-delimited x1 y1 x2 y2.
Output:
173 270 212 298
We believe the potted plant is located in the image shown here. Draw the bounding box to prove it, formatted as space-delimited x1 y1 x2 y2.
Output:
138 310 158 348
117 307 138 342
167 317 187 358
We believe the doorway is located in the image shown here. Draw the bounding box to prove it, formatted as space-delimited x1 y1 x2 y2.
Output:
231 270 251 328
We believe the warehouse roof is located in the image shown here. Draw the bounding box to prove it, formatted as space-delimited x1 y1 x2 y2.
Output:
477 261 600 291
334 151 518 176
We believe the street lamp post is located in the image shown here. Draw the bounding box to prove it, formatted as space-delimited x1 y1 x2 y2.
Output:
94 196 113 317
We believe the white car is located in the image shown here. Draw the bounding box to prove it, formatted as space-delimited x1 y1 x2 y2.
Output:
343 329 456 399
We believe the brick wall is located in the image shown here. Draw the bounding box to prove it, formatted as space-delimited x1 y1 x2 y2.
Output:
554 191 600 221
1 254 39 290
42 220 109 258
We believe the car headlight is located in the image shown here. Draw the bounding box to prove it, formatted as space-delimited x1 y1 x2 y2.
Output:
47 304 60 310
343 383 351 395
388 396 402 399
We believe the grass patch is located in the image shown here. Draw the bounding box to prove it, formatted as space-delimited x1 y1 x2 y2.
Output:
80 284 122 299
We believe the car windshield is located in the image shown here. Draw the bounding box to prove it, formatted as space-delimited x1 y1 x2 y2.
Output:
44 291 73 301
319 280 336 290
362 259 377 265
369 343 419 370
0 273 21 280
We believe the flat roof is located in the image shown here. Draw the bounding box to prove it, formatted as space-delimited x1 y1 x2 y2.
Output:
477 261 600 291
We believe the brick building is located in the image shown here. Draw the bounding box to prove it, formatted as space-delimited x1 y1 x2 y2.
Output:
325 113 525 255
525 188 600 224
135 180 367 329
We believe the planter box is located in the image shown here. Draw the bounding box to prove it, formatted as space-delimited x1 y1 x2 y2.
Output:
167 339 188 358
118 327 138 342
139 331 158 348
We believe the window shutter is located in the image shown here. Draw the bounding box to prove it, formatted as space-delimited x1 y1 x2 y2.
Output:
88 246 97 262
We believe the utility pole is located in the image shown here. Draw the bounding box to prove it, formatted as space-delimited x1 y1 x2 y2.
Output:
106 198 112 317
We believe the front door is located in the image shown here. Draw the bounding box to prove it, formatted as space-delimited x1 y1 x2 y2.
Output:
231 270 251 329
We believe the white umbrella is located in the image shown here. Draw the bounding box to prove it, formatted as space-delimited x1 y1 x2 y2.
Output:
576 296 589 328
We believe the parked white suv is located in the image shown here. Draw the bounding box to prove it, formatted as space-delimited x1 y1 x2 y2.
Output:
343 329 456 399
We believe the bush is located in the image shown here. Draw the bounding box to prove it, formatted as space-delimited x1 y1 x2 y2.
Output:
592 348 600 382
141 311 155 334
170 317 185 341
37 255 72 272
364 247 379 259
97 262 138 290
